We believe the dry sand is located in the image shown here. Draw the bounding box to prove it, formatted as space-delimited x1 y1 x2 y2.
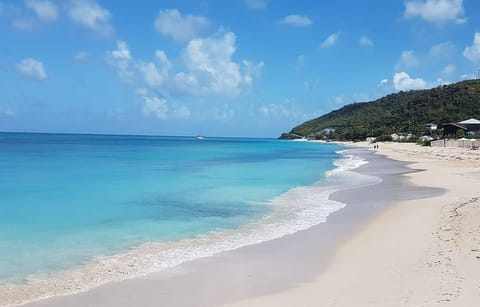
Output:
227 142 480 306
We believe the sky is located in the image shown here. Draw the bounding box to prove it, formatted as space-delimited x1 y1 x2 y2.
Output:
0 0 479 137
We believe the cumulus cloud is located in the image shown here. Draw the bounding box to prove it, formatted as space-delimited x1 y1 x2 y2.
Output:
245 0 267 9
359 36 374 47
67 0 113 37
154 9 210 42
393 72 426 91
107 32 262 121
142 96 169 119
378 79 389 87
141 93 191 120
16 58 47 81
136 55 172 88
320 32 339 49
463 32 480 62
25 0 57 21
242 60 264 85
172 32 261 97
107 41 134 82
279 14 312 27
11 0 57 31
142 95 191 119
404 0 466 25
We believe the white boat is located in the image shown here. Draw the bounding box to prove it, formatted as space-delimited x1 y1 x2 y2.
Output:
196 136 204 140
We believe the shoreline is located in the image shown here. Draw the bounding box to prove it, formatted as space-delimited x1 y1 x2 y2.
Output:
21 145 442 307
228 142 480 306
2 145 372 306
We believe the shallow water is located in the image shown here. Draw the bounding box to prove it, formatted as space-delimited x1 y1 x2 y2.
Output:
0 133 348 283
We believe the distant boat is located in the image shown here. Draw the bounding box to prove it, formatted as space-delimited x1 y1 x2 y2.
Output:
196 136 205 140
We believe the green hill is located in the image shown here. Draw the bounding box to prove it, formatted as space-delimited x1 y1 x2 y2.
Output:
280 79 480 141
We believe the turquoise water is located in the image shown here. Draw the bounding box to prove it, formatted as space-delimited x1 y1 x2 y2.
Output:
0 133 344 283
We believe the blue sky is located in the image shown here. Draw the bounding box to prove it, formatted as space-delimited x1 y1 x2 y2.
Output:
0 0 479 137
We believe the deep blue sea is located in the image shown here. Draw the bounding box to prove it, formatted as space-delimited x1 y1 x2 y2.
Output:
0 133 372 289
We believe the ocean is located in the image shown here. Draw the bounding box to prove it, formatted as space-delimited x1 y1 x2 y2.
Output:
0 133 377 302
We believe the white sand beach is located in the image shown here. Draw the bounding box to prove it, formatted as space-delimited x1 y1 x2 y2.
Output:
228 142 480 306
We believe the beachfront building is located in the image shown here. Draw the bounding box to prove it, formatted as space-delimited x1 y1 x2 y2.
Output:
440 118 480 137
390 133 412 142
322 127 336 135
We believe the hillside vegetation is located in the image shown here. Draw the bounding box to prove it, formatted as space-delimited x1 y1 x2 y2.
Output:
280 80 480 141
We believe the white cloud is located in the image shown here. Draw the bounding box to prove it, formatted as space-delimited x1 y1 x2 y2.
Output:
12 0 57 30
441 64 456 77
67 0 113 37
378 79 389 87
279 14 312 27
396 50 419 70
154 9 210 42
359 36 374 47
0 105 15 117
320 32 339 49
242 60 264 85
155 50 172 71
108 32 262 107
136 51 171 88
171 32 259 97
142 95 169 119
393 72 426 91
141 93 193 120
137 62 165 87
16 58 47 81
404 0 465 25
107 41 134 82
245 0 267 9
73 51 89 62
25 0 57 21
463 32 480 63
